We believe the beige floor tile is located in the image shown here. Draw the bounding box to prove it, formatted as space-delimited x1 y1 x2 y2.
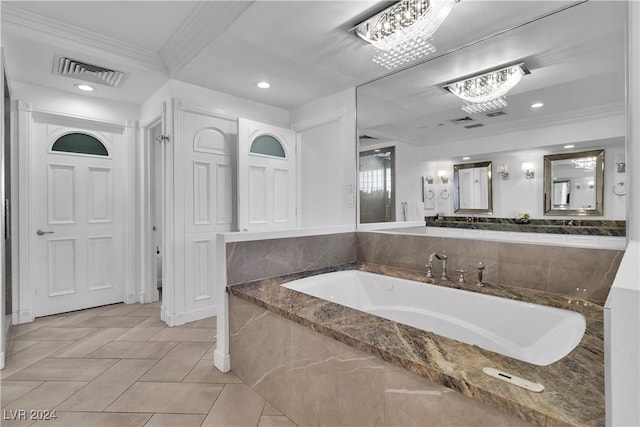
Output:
201 345 216 360
31 412 152 427
144 413 206 427
56 359 157 411
183 360 244 384
0 413 38 427
196 317 217 328
202 383 265 427
137 316 168 328
258 415 297 427
13 327 97 341
262 402 283 416
114 326 166 342
3 381 87 413
88 341 177 359
1 381 43 406
8 358 118 381
99 304 145 316
8 323 46 339
140 342 210 382
1 341 74 379
126 307 161 317
75 316 148 328
106 382 223 414
51 328 128 358
6 340 40 355
150 327 216 342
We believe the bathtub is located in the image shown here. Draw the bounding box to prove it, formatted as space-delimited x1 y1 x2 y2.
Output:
282 270 586 366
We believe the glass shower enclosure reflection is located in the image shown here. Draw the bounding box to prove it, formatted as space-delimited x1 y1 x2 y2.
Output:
359 147 395 223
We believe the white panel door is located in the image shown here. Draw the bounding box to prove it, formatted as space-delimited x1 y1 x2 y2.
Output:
30 123 124 317
238 118 297 231
177 105 235 321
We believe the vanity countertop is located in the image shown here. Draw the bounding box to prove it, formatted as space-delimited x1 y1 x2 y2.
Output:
228 262 604 427
426 216 625 237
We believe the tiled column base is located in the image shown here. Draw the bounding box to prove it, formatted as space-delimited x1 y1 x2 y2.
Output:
229 295 534 426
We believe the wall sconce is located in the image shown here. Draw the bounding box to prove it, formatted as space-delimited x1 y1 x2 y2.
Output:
425 176 434 184
437 170 449 184
522 162 535 179
498 164 509 180
616 162 626 173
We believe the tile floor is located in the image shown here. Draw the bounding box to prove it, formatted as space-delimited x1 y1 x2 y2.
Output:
1 302 297 427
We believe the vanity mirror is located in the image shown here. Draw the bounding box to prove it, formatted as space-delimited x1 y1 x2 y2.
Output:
356 1 625 225
543 150 604 216
453 161 492 214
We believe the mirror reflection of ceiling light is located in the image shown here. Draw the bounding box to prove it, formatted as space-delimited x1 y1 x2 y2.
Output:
354 0 457 70
74 84 94 92
444 62 530 114
571 157 597 170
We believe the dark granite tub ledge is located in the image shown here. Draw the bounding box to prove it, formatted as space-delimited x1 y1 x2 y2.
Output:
228 262 604 427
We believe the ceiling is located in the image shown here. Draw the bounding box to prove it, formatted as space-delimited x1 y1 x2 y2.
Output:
1 0 619 114
357 1 627 147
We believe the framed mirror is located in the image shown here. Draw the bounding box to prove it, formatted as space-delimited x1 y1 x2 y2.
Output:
453 161 492 214
544 150 604 216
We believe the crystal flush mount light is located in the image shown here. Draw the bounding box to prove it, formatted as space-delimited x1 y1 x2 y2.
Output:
355 0 457 70
444 62 530 114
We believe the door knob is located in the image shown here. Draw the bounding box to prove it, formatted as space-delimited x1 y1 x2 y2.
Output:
36 229 55 236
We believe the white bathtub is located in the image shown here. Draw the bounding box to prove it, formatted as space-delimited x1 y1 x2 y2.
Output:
282 270 586 366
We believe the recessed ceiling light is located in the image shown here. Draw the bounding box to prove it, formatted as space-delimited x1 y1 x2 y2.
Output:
374 149 381 152
462 157 470 160
257 81 271 89
74 84 94 92
531 102 544 108
564 144 575 149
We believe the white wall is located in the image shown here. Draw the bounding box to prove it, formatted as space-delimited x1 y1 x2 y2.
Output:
291 88 356 229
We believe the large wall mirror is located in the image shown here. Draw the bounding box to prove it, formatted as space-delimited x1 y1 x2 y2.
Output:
453 161 492 214
544 150 604 216
356 1 626 226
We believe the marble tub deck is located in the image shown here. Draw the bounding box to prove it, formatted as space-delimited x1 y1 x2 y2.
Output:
228 262 604 427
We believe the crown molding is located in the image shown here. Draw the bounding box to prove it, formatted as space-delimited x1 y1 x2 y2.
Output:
1 4 167 76
160 1 253 76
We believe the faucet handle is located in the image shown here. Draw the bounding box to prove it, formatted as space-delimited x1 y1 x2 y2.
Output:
425 262 433 278
455 268 467 283
476 262 485 287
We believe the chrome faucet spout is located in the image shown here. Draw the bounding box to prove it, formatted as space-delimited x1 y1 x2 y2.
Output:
428 251 448 281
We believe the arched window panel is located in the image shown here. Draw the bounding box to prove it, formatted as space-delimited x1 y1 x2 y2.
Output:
250 135 285 158
52 133 109 157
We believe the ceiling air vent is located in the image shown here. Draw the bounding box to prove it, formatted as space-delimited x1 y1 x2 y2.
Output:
485 110 507 118
464 123 485 129
55 56 125 88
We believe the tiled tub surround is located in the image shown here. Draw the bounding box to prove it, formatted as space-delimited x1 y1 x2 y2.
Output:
357 232 623 304
226 232 356 285
228 263 605 426
425 217 626 237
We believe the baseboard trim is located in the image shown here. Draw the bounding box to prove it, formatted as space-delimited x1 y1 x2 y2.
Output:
214 349 231 373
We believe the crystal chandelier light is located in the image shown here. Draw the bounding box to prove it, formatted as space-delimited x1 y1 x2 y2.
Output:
571 157 597 170
444 63 530 114
355 0 457 70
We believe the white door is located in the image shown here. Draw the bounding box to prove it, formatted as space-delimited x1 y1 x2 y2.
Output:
30 124 124 317
238 118 297 231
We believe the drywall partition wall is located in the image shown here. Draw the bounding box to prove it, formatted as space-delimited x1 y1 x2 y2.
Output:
140 79 292 326
291 88 357 228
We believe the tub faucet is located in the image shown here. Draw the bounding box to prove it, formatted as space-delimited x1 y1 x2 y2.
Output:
476 262 485 287
428 251 448 281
